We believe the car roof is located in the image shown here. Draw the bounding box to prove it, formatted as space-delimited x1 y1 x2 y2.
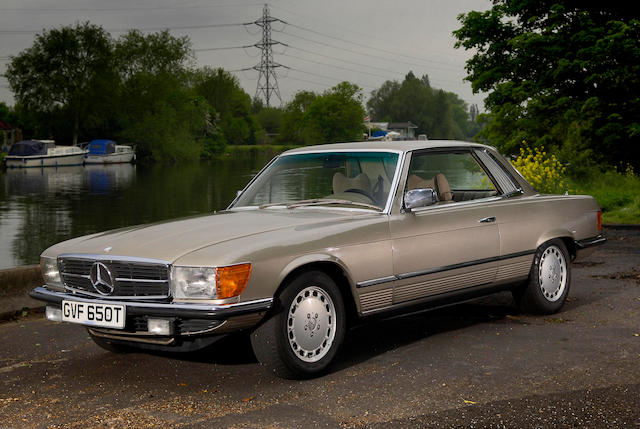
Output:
282 140 494 155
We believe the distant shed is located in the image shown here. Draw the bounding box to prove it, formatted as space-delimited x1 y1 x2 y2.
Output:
0 120 20 153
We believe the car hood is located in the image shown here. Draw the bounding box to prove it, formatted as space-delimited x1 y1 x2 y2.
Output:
43 208 374 263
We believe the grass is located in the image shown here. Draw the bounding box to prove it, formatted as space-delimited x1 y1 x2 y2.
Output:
569 170 640 224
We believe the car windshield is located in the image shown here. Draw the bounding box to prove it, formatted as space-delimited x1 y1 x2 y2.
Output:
231 151 400 211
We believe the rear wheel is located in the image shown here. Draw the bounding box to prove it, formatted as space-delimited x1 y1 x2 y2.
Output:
515 239 571 314
251 270 346 378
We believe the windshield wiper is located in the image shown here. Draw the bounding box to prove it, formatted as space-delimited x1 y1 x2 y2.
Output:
258 202 291 209
285 198 383 211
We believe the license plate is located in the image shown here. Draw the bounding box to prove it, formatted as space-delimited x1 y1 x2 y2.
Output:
61 300 126 329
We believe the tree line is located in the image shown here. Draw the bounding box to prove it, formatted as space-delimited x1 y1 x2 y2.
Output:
2 22 481 162
3 3 637 171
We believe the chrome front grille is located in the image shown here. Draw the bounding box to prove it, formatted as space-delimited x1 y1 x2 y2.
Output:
59 257 170 299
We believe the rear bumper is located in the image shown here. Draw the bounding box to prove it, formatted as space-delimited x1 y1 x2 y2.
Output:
574 233 606 259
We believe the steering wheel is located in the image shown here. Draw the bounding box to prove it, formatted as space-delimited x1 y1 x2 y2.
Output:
344 188 376 203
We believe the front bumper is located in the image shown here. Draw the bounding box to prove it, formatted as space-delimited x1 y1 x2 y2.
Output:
30 286 272 320
30 286 272 349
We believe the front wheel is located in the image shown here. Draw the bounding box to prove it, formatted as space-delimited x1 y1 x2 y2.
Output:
515 239 571 314
250 271 346 378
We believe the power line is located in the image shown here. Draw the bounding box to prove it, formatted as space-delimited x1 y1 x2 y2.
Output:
0 22 248 35
281 52 393 80
271 4 460 68
277 29 461 74
0 3 265 12
285 75 332 88
194 45 254 52
286 22 462 70
287 67 376 90
287 45 403 76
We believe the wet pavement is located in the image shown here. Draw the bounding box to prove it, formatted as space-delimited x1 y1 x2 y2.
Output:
1 227 639 428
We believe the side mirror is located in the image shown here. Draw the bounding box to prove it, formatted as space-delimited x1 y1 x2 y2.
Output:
404 188 437 211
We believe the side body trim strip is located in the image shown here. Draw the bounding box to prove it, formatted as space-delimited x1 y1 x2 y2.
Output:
356 249 535 288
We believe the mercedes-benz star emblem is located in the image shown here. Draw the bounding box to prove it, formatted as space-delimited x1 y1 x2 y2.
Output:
89 262 115 295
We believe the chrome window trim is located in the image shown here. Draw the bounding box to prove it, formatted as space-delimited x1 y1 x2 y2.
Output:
477 149 523 196
399 147 504 212
407 196 503 213
229 149 405 215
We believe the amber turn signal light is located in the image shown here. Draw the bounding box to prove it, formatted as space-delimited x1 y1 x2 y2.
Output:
216 263 252 299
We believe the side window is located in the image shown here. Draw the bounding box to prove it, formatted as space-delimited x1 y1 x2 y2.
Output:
406 151 498 203
473 149 521 195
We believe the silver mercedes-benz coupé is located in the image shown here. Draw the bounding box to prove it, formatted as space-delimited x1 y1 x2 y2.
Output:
31 141 605 378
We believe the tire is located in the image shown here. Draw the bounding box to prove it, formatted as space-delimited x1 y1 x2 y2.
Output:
88 330 131 353
516 239 571 314
250 270 346 379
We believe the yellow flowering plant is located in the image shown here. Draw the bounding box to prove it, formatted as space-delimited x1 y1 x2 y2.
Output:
511 144 568 194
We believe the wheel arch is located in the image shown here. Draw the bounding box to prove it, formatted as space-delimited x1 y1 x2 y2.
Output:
274 255 359 326
535 229 576 260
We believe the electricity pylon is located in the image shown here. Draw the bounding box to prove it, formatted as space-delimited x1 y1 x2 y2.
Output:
253 4 285 107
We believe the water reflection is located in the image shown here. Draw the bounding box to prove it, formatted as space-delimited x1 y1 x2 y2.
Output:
85 164 136 194
0 153 271 268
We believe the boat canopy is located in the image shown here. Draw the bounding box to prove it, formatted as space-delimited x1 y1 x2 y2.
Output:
88 139 116 155
8 140 54 156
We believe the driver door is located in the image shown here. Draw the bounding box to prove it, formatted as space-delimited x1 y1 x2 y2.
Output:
389 149 500 304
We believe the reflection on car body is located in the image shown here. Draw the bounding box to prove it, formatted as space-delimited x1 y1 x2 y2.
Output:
31 140 605 378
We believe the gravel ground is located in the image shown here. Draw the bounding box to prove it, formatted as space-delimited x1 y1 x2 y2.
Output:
0 227 638 428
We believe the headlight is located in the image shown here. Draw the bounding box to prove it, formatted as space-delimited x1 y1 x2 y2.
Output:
41 256 63 288
171 263 252 300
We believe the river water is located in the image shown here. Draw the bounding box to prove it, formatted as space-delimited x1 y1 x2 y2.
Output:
0 153 273 269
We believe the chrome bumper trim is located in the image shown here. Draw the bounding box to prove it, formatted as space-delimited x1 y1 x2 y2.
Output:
575 234 606 249
30 286 273 319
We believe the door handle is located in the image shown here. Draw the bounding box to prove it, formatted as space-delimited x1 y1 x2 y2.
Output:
479 216 496 223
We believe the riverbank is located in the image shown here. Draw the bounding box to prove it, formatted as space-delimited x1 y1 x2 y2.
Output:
0 265 43 319
217 144 301 158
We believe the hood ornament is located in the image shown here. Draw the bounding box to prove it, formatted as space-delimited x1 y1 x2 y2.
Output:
104 246 112 253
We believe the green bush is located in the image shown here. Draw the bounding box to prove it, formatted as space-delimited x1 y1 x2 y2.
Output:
569 166 640 224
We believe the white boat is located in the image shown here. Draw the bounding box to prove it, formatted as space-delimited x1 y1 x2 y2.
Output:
4 140 87 168
84 139 136 164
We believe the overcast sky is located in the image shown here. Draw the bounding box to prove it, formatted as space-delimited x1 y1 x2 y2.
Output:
0 0 490 112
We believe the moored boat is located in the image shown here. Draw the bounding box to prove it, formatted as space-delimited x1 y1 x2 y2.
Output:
4 140 87 168
84 139 135 164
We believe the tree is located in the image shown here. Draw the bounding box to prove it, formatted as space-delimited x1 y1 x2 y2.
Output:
454 1 640 167
367 72 477 139
305 82 366 143
279 83 365 145
5 22 115 145
114 30 206 161
191 67 259 146
278 91 318 144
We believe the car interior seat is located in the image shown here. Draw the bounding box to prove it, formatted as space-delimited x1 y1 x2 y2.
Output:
332 172 372 197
